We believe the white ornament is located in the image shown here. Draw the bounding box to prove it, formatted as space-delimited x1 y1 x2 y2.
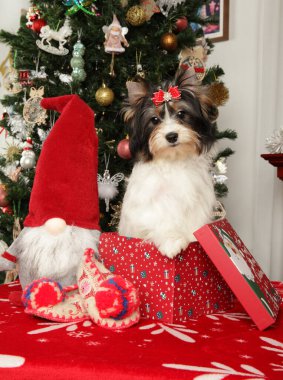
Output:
156 0 186 16
20 138 36 169
211 157 228 185
265 127 283 153
59 73 73 84
36 19 72 56
31 66 48 80
97 155 124 212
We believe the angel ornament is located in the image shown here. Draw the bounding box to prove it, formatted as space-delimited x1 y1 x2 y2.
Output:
102 14 129 76
98 155 124 212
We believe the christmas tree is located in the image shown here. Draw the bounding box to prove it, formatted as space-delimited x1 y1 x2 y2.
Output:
0 0 236 283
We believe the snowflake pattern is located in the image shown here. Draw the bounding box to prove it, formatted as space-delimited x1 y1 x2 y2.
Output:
260 337 283 357
163 361 266 379
68 331 92 338
140 322 198 343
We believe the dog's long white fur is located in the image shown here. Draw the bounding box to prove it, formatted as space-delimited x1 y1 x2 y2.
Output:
119 154 215 258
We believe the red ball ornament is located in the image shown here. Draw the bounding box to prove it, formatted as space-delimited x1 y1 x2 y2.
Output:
174 16 188 33
117 139 131 160
1 206 13 215
31 18 47 34
0 185 9 208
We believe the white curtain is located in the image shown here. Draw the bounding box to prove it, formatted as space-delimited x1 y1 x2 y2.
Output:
252 0 283 280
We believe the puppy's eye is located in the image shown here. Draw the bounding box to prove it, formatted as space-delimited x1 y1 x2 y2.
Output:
151 116 160 125
177 110 186 120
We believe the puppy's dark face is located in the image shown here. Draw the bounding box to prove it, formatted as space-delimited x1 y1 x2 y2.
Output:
122 70 218 161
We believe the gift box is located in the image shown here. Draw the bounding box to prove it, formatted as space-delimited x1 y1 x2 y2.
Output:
194 218 281 330
99 233 234 323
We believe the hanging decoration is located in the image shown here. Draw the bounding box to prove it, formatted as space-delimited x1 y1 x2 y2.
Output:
156 0 186 17
26 6 46 33
23 86 47 126
64 0 99 16
95 82 114 107
160 32 178 52
18 69 33 87
126 5 147 26
265 127 283 154
20 137 36 169
102 14 129 76
0 184 9 208
30 56 48 80
71 31 86 83
140 0 160 21
179 38 208 81
211 157 228 185
117 138 131 160
36 18 72 56
97 155 124 212
174 16 188 33
136 50 145 78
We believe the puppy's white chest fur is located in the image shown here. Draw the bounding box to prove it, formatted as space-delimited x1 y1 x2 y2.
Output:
119 155 216 258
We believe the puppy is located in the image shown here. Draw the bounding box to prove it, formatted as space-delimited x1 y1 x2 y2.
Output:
118 68 218 258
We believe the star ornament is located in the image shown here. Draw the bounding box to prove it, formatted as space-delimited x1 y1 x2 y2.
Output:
151 86 181 106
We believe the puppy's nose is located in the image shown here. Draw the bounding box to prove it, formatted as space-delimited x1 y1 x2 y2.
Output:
166 132 178 144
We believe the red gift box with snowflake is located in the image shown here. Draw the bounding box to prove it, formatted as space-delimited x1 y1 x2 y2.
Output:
99 232 234 323
194 218 281 330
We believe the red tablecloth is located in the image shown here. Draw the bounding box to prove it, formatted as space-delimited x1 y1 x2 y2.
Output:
0 281 283 380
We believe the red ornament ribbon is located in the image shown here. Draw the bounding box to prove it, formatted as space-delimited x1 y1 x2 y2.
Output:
151 86 181 106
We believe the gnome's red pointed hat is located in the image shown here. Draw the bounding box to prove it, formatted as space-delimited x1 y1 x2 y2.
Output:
24 94 100 230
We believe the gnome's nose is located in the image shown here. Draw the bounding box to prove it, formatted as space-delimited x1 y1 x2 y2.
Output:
44 218 67 235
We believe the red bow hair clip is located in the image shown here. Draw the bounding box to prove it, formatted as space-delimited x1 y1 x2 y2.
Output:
151 86 181 106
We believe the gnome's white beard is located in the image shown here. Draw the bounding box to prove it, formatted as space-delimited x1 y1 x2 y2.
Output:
9 226 100 289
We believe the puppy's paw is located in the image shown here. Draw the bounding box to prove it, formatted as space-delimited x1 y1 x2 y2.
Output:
158 237 189 259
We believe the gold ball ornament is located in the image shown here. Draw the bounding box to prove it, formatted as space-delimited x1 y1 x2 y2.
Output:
126 5 146 26
160 32 178 52
95 83 115 107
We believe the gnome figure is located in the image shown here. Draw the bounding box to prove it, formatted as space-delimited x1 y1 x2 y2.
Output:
0 95 101 289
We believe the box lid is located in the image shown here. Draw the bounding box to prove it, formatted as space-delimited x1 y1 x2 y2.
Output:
194 218 281 330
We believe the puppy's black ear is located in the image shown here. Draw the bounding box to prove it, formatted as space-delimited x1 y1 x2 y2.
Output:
175 68 219 122
174 67 200 92
199 93 219 122
126 77 149 105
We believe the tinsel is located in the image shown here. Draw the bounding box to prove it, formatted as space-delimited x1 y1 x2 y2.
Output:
265 127 283 154
7 107 28 139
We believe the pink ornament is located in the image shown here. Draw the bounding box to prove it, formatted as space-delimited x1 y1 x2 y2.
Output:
102 14 129 54
117 139 131 160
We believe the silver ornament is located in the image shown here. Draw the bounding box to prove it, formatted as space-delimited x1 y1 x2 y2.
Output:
20 150 36 169
97 155 124 212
